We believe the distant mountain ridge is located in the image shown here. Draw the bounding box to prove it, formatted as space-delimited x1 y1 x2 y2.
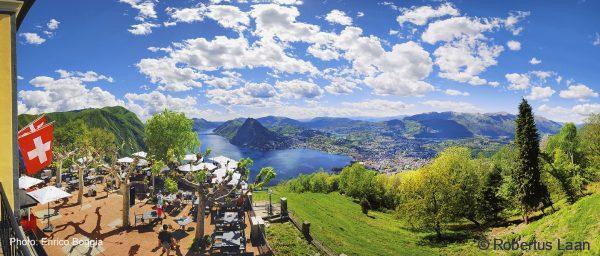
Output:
213 111 562 140
192 118 223 132
18 106 146 155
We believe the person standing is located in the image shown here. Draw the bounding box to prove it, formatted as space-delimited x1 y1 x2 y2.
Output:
158 224 176 255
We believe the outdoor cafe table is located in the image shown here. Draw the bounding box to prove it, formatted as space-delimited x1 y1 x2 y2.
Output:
176 216 193 230
216 230 243 251
222 212 240 225
143 210 159 221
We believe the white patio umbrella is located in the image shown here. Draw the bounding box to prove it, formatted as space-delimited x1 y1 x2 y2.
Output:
137 159 149 167
132 151 147 158
19 175 43 189
177 162 217 172
183 154 197 162
117 157 134 164
28 186 72 232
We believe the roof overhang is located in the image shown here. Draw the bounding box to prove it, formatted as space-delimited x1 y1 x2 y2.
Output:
0 0 35 30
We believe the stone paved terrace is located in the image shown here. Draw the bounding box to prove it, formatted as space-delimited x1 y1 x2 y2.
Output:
28 183 262 256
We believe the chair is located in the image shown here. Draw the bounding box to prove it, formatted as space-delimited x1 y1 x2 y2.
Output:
134 213 144 226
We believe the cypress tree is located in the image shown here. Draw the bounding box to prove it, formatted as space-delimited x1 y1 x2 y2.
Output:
514 99 549 223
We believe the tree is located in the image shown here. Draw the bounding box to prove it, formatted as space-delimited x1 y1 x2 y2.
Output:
478 164 505 222
144 110 200 164
180 156 276 250
513 99 550 223
100 152 141 228
397 168 450 238
545 123 580 164
579 114 600 180
53 120 91 188
545 149 582 203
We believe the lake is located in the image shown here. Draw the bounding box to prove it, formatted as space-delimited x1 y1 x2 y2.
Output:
198 131 352 183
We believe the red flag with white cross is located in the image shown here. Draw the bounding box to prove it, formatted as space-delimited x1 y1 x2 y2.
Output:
18 114 47 137
18 122 54 175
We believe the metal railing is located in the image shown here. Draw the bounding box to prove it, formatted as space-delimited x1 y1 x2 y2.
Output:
0 182 34 256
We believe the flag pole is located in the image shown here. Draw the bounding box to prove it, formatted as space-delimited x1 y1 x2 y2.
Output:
17 113 46 135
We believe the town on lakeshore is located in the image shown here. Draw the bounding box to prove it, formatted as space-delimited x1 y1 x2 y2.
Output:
2 0 599 256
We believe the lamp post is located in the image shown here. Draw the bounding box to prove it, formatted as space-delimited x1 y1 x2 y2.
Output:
268 188 273 216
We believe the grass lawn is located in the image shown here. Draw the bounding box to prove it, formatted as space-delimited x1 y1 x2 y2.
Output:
265 222 321 256
254 186 600 256
254 190 440 256
489 192 600 255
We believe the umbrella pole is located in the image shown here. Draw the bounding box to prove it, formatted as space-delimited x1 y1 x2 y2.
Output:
44 202 53 232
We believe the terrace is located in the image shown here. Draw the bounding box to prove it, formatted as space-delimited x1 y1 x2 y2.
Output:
21 154 271 256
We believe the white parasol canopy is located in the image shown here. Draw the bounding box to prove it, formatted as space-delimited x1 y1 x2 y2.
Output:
209 156 238 170
137 159 149 167
27 186 72 204
183 154 197 162
132 151 147 158
19 175 43 189
177 162 217 172
117 157 134 163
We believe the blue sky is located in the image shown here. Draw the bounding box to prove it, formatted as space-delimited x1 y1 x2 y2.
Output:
16 0 600 123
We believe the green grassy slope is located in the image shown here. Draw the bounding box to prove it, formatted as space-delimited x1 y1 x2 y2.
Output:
255 188 600 256
265 222 320 255
18 106 145 155
255 191 437 256
493 192 600 255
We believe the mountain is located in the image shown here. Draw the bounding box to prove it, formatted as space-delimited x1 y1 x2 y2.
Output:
192 118 222 132
229 118 290 150
213 118 246 139
18 106 146 155
403 112 562 139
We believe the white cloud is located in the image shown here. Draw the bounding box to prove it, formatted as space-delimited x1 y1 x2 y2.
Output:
506 40 521 51
206 86 276 107
119 0 157 21
203 71 244 89
128 22 160 35
17 76 24 80
396 3 459 26
538 103 600 123
594 32 600 46
47 19 60 30
559 84 598 100
341 99 414 115
505 73 530 90
433 38 503 85
444 89 469 96
422 100 481 113
526 86 555 100
333 28 434 96
124 90 215 121
20 33 46 45
165 6 207 24
19 71 122 115
325 9 352 26
529 57 541 65
136 58 204 91
54 69 114 82
504 11 530 35
206 5 250 31
243 82 277 98
357 12 364 18
275 79 324 99
421 16 501 44
488 81 500 87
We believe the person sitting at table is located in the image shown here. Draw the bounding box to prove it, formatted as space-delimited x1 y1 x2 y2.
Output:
87 184 97 197
158 224 177 255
